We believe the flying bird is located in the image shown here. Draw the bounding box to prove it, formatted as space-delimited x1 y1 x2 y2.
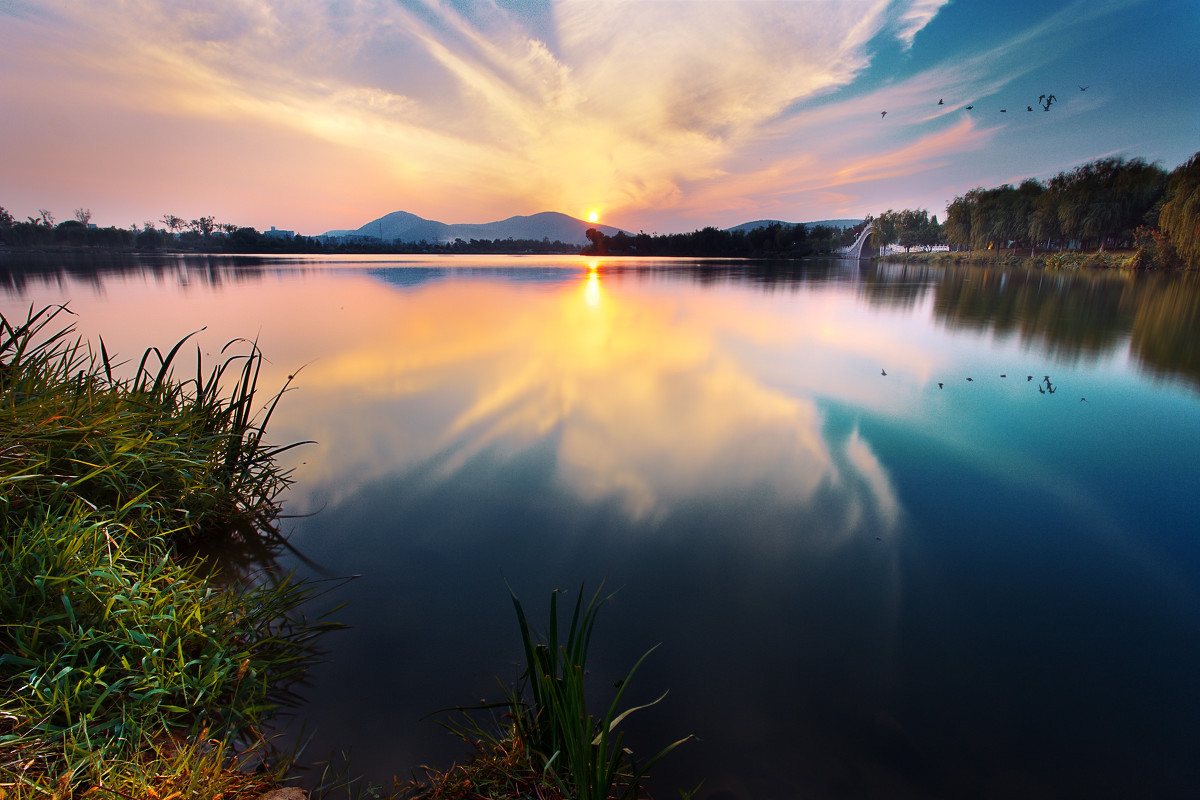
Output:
966 377 974 381
938 382 944 389
881 368 887 376
881 111 887 118
965 105 974 110
938 98 944 105
1040 94 1057 111
1027 106 1033 111
1000 108 1007 113
1080 85 1089 91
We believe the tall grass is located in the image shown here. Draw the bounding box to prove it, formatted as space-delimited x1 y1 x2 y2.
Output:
509 583 692 800
1 303 307 544
0 305 336 795
426 584 692 800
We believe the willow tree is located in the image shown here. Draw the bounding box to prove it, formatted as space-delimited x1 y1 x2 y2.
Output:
870 210 899 252
1158 153 1200 269
1052 157 1166 251
944 192 975 251
1028 187 1063 254
969 185 1029 251
871 208 937 252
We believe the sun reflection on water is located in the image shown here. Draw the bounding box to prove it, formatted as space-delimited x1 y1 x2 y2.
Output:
584 270 601 307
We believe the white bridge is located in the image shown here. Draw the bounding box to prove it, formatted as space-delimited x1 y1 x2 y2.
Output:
835 225 875 259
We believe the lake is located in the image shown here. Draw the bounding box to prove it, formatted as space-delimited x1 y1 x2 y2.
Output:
3 252 1199 799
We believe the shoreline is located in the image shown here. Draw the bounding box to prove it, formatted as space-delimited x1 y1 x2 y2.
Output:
873 247 1193 271
0 244 1186 271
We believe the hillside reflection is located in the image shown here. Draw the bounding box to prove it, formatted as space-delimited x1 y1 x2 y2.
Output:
612 258 1200 390
0 252 288 294
3 253 1198 390
918 265 1200 389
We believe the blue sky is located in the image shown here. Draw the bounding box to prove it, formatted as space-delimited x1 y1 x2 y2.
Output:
1 0 1196 234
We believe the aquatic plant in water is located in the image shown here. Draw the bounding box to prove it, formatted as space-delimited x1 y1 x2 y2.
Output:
424 583 692 800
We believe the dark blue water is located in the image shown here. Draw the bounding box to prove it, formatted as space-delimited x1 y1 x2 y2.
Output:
4 254 1198 799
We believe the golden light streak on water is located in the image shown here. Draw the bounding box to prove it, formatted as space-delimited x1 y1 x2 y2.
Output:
585 270 601 307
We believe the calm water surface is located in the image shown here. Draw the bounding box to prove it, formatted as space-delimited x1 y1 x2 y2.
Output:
4 253 1199 799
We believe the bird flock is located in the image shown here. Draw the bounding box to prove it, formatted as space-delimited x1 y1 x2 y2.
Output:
882 370 1086 402
881 85 1088 119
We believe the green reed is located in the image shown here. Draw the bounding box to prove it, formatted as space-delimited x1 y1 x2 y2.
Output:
429 584 691 800
0 305 335 794
0 304 309 543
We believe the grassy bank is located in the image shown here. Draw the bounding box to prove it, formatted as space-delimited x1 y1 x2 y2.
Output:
876 247 1172 270
1 305 335 798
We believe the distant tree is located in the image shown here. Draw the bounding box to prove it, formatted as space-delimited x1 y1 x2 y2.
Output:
944 193 974 250
161 214 185 234
808 224 839 253
870 210 899 252
867 209 941 253
1051 157 1166 251
892 209 932 252
1027 187 1062 254
74 207 92 225
971 186 1016 250
584 227 606 255
919 214 943 249
135 226 168 249
188 216 216 236
0 206 14 228
36 209 55 227
48 218 87 246
1158 152 1200 269
228 227 262 251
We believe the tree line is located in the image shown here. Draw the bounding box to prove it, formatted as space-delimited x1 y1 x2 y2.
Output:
0 208 325 253
0 208 580 255
580 151 1199 269
870 152 1199 269
580 222 861 257
4 150 1196 266
943 156 1166 255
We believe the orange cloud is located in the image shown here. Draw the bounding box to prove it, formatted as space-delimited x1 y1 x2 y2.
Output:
0 1 956 231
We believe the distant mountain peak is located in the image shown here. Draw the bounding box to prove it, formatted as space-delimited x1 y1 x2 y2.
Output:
724 218 863 234
323 210 624 246
320 210 860 246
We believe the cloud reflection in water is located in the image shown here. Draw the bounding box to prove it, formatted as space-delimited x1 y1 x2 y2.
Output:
281 267 902 546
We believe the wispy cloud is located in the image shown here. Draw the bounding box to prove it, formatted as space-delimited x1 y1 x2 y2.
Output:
1 0 955 228
892 0 952 48
7 0 1183 232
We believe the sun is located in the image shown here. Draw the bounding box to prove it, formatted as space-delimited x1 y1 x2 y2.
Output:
587 210 599 223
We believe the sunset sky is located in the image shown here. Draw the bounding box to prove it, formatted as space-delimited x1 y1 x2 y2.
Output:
1 0 1197 235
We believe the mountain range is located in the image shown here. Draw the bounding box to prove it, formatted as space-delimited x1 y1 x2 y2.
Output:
321 211 863 246
723 218 863 234
321 211 624 246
